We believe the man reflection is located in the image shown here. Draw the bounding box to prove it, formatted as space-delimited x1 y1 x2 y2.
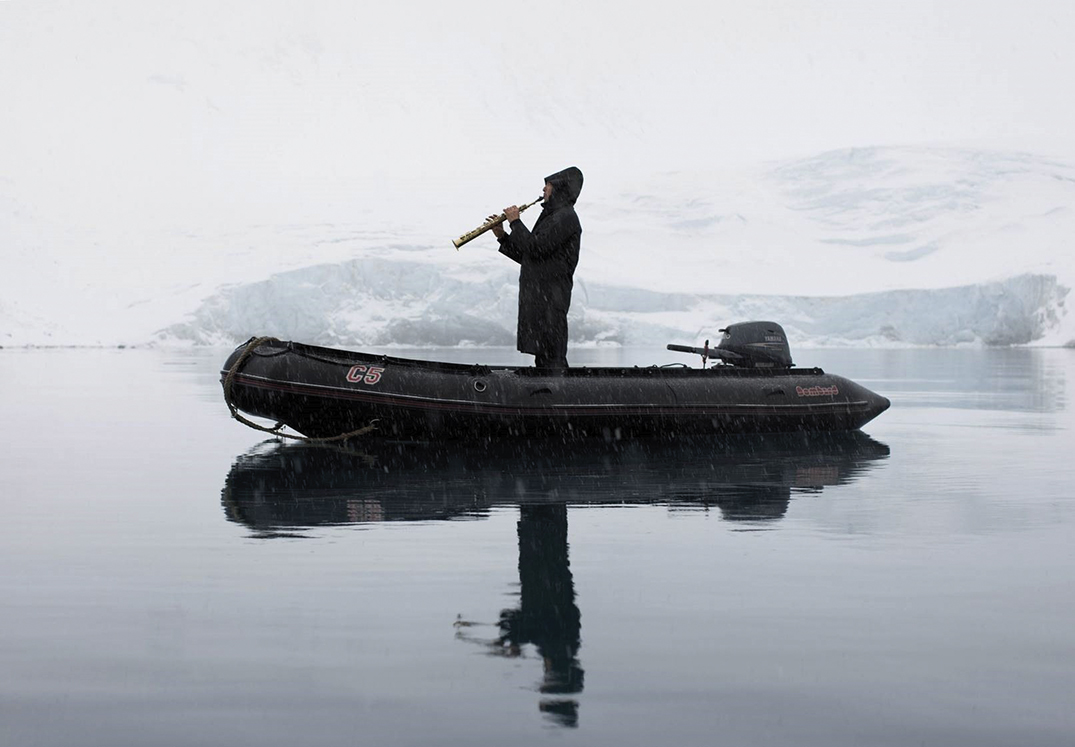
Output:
223 435 892 727
494 504 584 727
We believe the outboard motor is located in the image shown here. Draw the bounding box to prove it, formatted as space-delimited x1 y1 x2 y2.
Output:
716 321 793 368
668 321 793 368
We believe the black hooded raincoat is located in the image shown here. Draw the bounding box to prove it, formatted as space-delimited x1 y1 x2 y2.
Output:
498 167 583 368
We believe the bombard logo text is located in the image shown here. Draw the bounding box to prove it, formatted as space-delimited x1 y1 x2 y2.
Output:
796 385 839 397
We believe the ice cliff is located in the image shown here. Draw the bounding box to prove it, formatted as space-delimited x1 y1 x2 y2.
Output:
157 258 1067 349
154 146 1075 349
4 147 1075 348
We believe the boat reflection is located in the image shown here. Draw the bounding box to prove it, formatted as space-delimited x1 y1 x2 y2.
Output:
221 432 890 534
220 433 888 727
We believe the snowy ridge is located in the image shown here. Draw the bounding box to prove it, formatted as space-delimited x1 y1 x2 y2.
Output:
4 5 1075 348
156 258 1068 349
5 146 1075 348
153 145 1075 350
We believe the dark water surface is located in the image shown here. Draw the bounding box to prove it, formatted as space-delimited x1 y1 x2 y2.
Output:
2 347 1073 746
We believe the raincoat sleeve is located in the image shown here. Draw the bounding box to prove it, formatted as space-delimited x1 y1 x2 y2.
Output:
499 210 580 263
497 232 523 264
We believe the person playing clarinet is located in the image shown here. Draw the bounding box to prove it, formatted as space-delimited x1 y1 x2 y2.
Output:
491 166 584 370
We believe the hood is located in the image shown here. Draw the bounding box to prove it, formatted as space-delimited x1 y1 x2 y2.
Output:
544 166 584 207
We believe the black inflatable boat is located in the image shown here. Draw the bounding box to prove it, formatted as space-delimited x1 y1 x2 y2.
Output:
220 321 890 440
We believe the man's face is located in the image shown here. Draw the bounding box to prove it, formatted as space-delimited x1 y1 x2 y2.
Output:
542 181 554 202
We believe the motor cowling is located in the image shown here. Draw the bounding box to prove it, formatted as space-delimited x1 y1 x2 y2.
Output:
716 321 793 368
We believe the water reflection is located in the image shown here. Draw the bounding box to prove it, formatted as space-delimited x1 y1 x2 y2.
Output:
840 348 1069 414
220 434 887 727
221 433 890 534
458 504 584 727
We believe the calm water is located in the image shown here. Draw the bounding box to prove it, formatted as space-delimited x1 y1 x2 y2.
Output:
2 346 1073 746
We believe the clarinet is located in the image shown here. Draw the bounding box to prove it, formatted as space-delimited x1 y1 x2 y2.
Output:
452 196 543 249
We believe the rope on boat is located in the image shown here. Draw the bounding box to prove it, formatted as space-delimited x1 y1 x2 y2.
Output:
223 336 379 442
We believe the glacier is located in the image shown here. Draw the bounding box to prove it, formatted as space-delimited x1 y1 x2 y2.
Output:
156 258 1068 349
130 147 1075 350
5 145 1075 350
4 145 1074 350
4 5 1075 350
4 1 1070 352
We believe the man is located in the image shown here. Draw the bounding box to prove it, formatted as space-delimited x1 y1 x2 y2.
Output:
491 166 583 369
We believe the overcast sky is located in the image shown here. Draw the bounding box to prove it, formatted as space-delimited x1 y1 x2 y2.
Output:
3 0 1075 228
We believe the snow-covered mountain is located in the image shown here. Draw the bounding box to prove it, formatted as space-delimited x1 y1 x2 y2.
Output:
160 256 1064 349
154 146 1074 349
3 146 1074 349
3 4 1074 349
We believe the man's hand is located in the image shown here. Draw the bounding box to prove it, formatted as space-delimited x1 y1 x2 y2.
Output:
488 214 507 239
503 205 520 222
